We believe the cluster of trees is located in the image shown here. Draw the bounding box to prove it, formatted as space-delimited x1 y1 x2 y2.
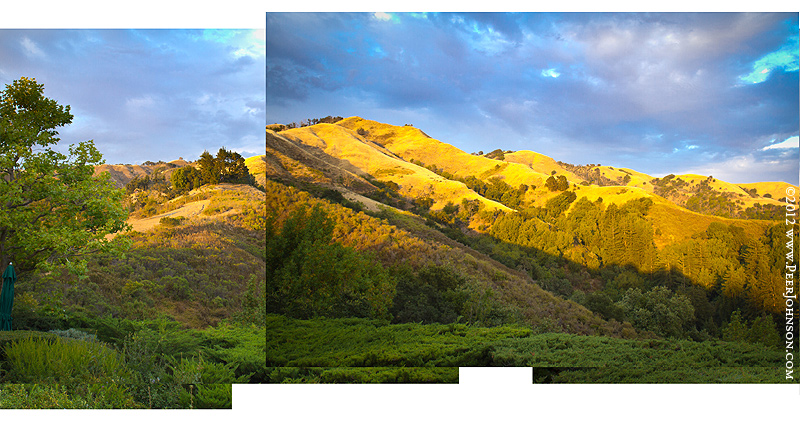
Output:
544 174 570 191
683 177 740 218
483 188 792 339
171 148 255 194
483 149 510 160
650 175 784 221
409 158 529 209
265 201 512 326
556 162 619 187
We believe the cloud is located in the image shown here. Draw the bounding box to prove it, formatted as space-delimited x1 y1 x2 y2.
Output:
541 68 560 78
684 151 798 184
373 13 392 22
761 135 799 151
2 29 264 164
20 37 45 58
266 12 798 183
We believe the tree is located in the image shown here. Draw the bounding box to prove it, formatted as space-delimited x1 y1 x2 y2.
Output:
266 205 396 319
545 175 558 191
618 286 695 338
197 151 219 185
196 148 254 187
215 147 252 184
0 77 130 272
171 166 202 194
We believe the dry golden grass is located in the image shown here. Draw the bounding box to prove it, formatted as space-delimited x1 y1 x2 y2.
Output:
648 201 772 249
245 154 267 187
738 181 796 201
336 117 675 210
592 166 653 188
127 183 263 233
338 117 552 189
280 122 512 212
504 150 584 183
276 117 784 250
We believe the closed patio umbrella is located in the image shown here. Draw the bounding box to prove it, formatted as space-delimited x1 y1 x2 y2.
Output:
1 262 16 331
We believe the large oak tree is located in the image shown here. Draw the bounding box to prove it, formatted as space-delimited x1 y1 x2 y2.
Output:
0 77 129 273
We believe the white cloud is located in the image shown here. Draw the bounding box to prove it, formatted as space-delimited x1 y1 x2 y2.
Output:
761 135 799 151
541 68 561 78
374 12 392 22
20 37 45 58
684 152 798 183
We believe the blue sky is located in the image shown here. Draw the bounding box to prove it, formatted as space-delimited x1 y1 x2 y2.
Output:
267 12 799 184
0 28 265 165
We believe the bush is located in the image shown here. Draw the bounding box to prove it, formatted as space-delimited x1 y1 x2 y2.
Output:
3 336 130 385
0 382 139 409
159 216 184 227
48 328 98 343
618 286 695 338
267 205 396 319
170 354 246 408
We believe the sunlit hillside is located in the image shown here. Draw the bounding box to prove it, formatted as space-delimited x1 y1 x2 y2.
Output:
245 154 267 187
334 117 693 210
336 117 554 197
504 150 583 184
273 124 512 212
266 116 797 384
738 181 794 202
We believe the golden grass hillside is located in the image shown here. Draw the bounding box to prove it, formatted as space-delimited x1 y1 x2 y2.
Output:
277 123 512 212
504 150 584 184
271 117 785 249
592 165 654 188
245 154 267 187
335 117 674 209
352 118 791 241
337 117 554 191
738 181 795 202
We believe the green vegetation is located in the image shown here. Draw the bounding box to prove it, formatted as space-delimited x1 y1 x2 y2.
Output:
0 77 130 273
0 321 266 408
1 106 266 408
409 158 528 209
267 315 786 383
267 204 395 319
557 162 618 186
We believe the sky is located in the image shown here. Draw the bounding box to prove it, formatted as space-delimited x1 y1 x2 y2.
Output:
0 28 265 165
267 12 799 184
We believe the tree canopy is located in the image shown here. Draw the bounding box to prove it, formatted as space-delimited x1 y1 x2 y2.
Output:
0 77 129 272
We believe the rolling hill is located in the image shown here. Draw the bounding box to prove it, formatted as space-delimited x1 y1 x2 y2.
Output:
268 116 794 318
266 116 797 383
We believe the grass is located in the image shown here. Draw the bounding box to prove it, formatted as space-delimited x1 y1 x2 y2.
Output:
267 315 790 384
281 122 511 213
